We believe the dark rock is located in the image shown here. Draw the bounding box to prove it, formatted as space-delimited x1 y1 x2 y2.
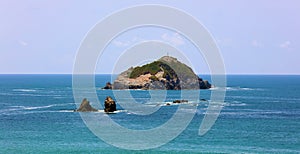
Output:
172 99 188 103
76 98 98 112
103 82 112 89
199 79 211 89
166 103 171 106
104 96 116 112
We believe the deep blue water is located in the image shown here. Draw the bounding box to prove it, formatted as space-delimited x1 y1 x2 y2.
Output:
0 75 299 153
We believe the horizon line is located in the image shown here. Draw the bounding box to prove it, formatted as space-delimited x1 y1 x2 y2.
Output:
0 73 300 75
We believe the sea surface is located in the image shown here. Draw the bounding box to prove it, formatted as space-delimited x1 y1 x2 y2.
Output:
0 74 299 153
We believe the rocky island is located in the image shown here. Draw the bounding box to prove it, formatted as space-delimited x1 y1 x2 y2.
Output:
104 96 117 113
110 56 211 90
75 98 98 112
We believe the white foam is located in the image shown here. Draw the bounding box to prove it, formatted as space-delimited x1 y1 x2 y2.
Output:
8 103 73 110
23 105 54 110
145 101 169 106
76 110 127 114
227 103 247 106
210 86 257 91
12 89 37 92
59 110 75 113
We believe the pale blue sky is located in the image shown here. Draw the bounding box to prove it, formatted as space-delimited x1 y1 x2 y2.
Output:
0 0 299 74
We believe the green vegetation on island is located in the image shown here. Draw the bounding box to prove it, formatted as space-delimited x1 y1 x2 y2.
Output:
111 56 211 90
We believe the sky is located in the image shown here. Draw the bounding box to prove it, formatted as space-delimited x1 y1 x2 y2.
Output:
0 0 299 74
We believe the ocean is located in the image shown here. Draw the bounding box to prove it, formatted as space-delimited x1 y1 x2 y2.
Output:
0 74 299 153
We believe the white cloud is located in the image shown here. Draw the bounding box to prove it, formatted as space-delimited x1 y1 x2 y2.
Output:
112 37 140 47
18 40 28 46
279 41 292 49
161 33 185 46
113 40 130 47
216 38 233 47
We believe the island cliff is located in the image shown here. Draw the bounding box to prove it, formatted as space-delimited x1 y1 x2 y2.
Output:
111 56 211 90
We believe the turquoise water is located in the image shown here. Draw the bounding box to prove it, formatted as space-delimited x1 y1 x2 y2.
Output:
0 75 299 153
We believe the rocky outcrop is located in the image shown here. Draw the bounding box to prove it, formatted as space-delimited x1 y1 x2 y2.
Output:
103 82 112 89
104 96 116 112
173 99 188 103
76 98 98 112
112 56 211 90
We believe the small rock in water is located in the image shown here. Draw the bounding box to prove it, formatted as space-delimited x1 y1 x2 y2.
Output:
104 96 116 113
103 82 112 89
76 98 98 112
172 100 188 103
